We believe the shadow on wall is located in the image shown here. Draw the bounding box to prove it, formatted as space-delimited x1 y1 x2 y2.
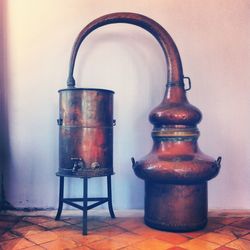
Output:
0 0 12 210
75 28 166 209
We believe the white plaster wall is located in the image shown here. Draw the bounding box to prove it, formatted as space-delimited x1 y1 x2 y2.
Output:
6 0 250 209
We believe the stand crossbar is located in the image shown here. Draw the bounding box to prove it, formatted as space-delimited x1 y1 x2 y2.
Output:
55 175 115 235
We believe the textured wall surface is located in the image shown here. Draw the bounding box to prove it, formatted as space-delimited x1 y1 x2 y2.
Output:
5 0 250 209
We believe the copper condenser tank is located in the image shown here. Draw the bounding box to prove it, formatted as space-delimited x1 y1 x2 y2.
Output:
57 88 114 177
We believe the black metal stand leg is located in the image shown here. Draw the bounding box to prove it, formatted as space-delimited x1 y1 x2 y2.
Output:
82 177 88 235
55 176 64 221
107 175 115 218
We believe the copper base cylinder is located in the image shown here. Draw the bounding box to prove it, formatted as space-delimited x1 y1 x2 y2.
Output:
144 182 207 231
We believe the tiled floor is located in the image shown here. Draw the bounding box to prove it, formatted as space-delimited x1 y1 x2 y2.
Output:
0 210 250 249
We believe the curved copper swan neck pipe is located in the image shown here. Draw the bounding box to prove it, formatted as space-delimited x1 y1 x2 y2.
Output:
67 12 184 87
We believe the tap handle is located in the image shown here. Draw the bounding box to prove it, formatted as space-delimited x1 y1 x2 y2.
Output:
71 157 82 161
71 158 84 173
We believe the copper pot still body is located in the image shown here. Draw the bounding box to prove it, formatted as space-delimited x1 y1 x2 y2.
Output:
56 12 221 232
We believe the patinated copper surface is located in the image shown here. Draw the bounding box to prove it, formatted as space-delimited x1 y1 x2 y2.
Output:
132 80 222 231
132 81 221 231
57 88 114 177
57 12 221 231
57 12 185 179
145 183 208 231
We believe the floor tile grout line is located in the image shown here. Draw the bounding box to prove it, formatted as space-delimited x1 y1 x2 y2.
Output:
243 236 250 242
1 213 250 250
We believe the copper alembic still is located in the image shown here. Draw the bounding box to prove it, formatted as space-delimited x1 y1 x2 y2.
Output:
55 12 221 234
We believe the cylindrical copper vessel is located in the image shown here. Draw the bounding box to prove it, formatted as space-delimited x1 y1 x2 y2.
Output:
145 183 207 231
57 88 114 177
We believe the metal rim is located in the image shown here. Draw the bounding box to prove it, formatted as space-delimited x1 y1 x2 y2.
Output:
58 87 114 93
